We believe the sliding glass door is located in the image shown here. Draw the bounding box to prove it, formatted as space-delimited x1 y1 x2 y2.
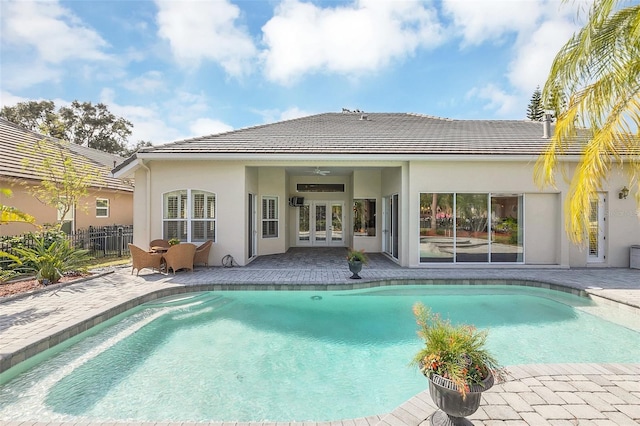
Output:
419 193 523 263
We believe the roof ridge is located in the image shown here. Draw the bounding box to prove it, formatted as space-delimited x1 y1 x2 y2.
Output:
139 112 328 152
406 112 454 121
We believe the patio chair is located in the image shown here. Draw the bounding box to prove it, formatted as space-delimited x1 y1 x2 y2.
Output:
149 239 170 251
163 243 196 274
193 240 213 266
129 243 164 276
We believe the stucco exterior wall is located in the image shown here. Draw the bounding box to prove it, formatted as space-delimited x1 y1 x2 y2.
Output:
565 167 640 268
352 169 382 253
135 160 246 266
129 159 639 269
0 177 133 236
407 160 563 267
524 193 561 264
258 167 287 257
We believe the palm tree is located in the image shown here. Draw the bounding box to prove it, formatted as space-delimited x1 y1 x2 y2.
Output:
534 0 640 244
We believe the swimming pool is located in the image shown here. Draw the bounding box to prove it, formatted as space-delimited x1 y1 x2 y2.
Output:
1 284 639 422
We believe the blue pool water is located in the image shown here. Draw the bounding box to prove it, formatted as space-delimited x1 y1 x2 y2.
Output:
1 285 639 422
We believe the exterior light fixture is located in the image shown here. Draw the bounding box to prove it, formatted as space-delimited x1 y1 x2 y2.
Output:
619 186 629 199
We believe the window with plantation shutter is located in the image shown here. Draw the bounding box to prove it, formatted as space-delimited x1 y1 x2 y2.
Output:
262 196 278 238
162 190 215 243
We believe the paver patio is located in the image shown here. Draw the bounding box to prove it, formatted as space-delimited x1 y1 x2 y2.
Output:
1 248 639 425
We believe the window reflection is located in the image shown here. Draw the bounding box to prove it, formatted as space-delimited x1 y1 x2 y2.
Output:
490 196 523 262
420 193 523 263
420 193 454 262
353 199 376 237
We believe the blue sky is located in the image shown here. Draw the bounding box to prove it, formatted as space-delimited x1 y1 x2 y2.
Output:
0 0 584 147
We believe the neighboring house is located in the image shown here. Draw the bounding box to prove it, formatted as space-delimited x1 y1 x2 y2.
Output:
113 111 639 268
0 118 134 236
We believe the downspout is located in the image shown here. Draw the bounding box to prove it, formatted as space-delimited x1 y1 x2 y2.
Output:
139 159 151 245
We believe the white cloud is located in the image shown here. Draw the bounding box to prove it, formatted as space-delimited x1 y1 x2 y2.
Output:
0 62 62 91
0 0 110 64
507 18 578 93
443 0 544 46
467 84 519 116
278 107 312 121
155 0 257 76
189 118 234 136
99 88 183 144
255 107 314 124
261 0 444 84
122 71 166 94
444 0 583 116
99 88 237 144
0 91 28 109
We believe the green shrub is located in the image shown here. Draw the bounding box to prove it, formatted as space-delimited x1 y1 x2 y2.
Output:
0 252 19 283
411 302 504 398
10 237 92 284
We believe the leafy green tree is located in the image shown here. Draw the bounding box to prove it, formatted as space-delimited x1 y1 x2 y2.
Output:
0 101 65 139
21 139 105 229
535 0 640 244
123 140 154 157
526 86 544 121
58 101 132 154
1 100 133 155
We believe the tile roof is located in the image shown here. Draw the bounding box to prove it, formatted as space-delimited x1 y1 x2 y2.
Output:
0 118 133 192
136 112 589 156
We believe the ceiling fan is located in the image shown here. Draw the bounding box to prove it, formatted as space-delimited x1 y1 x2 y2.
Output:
309 167 330 176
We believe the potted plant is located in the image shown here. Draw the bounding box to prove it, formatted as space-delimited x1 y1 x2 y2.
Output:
346 248 367 279
411 302 505 425
168 238 181 246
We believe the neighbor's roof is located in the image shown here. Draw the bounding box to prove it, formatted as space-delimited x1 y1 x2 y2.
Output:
0 118 133 192
113 112 595 174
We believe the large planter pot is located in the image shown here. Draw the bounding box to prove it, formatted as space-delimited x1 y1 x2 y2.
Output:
348 260 363 279
428 371 494 426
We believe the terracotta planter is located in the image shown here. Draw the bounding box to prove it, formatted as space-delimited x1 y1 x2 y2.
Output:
428 371 494 426
347 260 362 279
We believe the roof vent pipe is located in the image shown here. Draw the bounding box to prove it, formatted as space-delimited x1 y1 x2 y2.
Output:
542 112 553 139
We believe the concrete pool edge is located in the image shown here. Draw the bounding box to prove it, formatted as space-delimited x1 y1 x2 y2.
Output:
0 276 633 375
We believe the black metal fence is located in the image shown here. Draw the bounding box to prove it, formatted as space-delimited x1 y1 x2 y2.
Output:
0 225 134 260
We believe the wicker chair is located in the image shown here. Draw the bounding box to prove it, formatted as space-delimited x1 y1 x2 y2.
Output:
149 239 170 251
193 240 213 266
129 243 164 276
163 243 196 274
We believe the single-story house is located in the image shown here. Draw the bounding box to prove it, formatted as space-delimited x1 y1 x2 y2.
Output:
0 118 134 236
113 111 639 268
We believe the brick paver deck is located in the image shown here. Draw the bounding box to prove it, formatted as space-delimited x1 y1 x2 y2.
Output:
1 248 639 425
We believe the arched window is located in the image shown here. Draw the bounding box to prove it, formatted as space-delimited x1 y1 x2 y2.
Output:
163 189 216 243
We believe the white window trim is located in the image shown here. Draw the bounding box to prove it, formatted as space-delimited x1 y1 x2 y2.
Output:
162 189 216 243
96 198 109 218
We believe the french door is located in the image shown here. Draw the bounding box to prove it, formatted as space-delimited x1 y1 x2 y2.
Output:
297 201 344 246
